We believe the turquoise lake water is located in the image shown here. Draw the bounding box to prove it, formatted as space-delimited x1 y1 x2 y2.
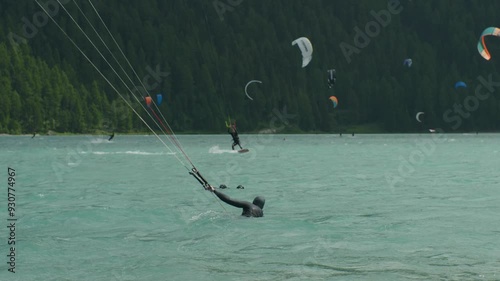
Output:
0 134 499 280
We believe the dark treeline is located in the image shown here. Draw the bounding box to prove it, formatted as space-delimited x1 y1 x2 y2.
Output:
1 0 500 134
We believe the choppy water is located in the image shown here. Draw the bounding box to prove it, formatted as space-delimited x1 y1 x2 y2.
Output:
0 134 499 281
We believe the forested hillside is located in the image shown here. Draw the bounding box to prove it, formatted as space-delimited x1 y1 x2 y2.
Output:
1 0 500 134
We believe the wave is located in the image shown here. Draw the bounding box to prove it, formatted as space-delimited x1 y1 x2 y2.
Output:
123 150 172 155
89 138 112 144
209 145 237 154
82 151 175 155
189 210 219 222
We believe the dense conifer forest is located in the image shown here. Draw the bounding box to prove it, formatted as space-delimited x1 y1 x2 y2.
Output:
1 0 500 134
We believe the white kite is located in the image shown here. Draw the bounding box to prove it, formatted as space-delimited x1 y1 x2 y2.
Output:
292 37 313 67
244 80 262 100
416 112 425 123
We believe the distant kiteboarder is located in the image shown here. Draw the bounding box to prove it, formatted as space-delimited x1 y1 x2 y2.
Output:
226 119 243 150
32 132 36 138
108 132 115 141
327 69 336 88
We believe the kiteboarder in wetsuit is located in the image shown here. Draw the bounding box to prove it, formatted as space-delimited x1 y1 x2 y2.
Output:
108 132 115 141
190 168 261 217
206 185 264 217
227 121 242 150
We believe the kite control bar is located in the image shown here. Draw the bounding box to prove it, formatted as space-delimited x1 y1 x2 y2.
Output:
189 168 212 190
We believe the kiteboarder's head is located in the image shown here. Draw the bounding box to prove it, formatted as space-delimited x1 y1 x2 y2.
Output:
252 196 265 209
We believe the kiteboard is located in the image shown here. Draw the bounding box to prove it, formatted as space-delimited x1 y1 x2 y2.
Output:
238 149 249 153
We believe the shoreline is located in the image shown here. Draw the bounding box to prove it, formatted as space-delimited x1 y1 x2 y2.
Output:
2 131 500 137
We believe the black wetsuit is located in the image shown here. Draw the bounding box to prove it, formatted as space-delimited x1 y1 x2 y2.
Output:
228 127 242 150
213 189 264 217
108 133 115 141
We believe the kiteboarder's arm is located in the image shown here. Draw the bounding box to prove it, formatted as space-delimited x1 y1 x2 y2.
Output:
212 189 249 209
